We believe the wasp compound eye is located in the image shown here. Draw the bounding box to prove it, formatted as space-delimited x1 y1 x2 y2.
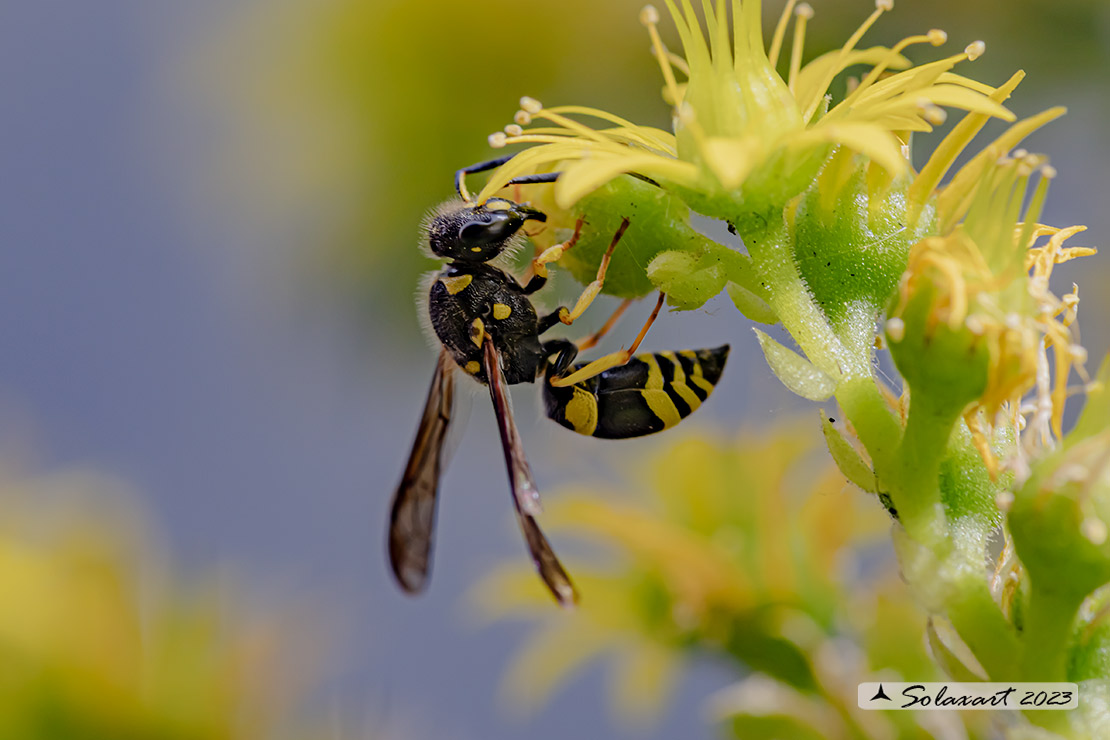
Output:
459 212 515 248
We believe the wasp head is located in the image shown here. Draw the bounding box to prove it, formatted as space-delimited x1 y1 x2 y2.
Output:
427 198 546 263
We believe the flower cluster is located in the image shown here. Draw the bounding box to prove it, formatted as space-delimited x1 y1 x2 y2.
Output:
464 0 1106 736
889 155 1094 477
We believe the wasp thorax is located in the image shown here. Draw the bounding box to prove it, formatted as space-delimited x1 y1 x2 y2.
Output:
427 198 546 263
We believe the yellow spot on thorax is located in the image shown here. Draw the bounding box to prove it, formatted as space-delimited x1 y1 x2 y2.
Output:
465 360 481 374
493 303 512 320
470 318 485 347
441 274 473 295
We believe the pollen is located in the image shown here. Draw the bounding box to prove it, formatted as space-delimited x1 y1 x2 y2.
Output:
488 132 508 148
885 317 906 342
1081 517 1108 546
504 124 524 137
519 96 543 115
920 103 947 125
796 3 814 19
995 490 1015 511
639 5 659 25
965 41 986 60
927 29 947 45
875 0 893 11
513 110 532 126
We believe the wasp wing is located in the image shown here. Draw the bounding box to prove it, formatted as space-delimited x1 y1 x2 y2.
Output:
388 350 456 594
483 336 578 607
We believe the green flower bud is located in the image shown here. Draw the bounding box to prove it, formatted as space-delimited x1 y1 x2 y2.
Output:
793 154 928 347
887 280 990 414
646 250 726 311
1010 359 1110 602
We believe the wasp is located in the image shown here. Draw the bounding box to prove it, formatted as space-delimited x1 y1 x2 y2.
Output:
388 159 729 606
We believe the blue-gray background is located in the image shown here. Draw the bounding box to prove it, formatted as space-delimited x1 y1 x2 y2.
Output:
2 1 1107 738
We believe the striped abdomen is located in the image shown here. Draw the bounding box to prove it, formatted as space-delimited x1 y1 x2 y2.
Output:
544 346 729 439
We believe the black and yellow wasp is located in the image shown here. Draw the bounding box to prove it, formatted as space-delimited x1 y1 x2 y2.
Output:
388 160 729 606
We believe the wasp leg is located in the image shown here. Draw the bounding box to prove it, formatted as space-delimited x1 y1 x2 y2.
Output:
576 298 633 351
541 339 580 377
548 291 665 388
559 217 630 325
535 282 631 340
513 170 662 190
454 154 515 201
529 217 586 282
507 172 561 188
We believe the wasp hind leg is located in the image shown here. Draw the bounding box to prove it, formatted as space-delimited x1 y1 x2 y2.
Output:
576 299 633 351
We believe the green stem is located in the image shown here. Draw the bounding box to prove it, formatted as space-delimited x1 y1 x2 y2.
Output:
891 391 958 547
736 208 1025 694
739 218 845 382
833 374 902 478
1021 585 1081 681
1019 586 1081 733
945 575 1022 680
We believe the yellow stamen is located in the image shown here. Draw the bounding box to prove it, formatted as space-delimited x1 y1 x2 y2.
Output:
643 4 684 112
528 110 611 145
767 0 798 69
937 107 1066 233
841 31 945 109
787 3 812 95
802 0 891 123
663 48 690 76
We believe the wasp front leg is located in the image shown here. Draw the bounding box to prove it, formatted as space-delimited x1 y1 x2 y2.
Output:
526 216 586 285
550 218 631 327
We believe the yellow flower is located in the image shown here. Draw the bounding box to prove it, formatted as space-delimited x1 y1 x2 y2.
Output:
891 155 1095 475
0 466 328 740
468 425 892 725
473 0 1014 220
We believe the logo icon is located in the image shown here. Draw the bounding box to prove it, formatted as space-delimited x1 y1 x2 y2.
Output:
870 684 892 702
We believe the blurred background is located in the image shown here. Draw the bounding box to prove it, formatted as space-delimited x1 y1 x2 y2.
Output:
1 0 1108 737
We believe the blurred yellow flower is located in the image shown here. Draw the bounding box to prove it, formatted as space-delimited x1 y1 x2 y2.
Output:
469 425 922 729
0 466 326 740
